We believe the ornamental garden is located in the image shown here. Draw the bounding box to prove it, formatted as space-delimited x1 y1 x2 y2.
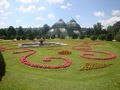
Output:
0 39 120 90
0 20 120 90
0 40 117 69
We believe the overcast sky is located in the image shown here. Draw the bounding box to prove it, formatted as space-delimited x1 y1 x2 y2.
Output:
0 0 120 28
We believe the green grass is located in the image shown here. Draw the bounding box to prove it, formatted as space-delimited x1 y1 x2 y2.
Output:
0 39 120 90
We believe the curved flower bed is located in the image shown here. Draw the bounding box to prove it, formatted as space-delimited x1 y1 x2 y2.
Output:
80 62 112 70
73 42 116 60
58 50 72 55
0 46 72 69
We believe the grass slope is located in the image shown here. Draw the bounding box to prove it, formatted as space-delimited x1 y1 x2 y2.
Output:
0 39 120 90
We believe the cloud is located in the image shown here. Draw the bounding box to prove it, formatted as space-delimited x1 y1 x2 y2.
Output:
98 16 120 28
76 15 80 19
0 0 10 9
112 10 120 16
60 3 72 9
16 19 22 23
17 5 46 13
48 13 55 19
0 10 13 16
35 16 46 21
81 25 93 28
46 0 64 4
94 11 105 18
0 22 6 26
16 0 39 4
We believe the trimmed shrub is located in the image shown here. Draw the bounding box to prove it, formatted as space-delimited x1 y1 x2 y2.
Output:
51 35 55 39
98 34 106 40
43 35 50 39
79 35 85 39
0 36 7 40
0 52 6 81
60 35 65 39
21 36 26 40
16 36 21 40
115 34 120 42
106 34 113 41
90 35 97 41
28 34 34 40
72 34 78 39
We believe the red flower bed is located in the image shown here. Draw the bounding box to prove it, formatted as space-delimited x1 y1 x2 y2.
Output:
0 46 72 69
58 50 72 55
73 42 117 60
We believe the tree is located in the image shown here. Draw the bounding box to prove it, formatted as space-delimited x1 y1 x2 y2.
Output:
98 34 106 40
90 35 97 41
106 34 113 41
16 36 21 40
18 26 24 37
79 35 85 39
28 34 35 40
115 34 120 42
7 26 16 39
72 34 78 39
93 23 103 35
42 24 50 36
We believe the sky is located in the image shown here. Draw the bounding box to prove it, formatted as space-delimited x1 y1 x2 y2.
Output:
0 0 120 28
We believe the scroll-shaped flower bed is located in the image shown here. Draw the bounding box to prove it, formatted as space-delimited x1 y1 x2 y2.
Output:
0 47 72 69
58 50 72 55
73 42 117 60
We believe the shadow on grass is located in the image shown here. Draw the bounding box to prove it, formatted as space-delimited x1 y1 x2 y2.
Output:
0 52 6 81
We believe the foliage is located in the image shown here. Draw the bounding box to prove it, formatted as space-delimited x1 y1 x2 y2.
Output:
28 34 35 40
60 35 65 39
16 36 21 40
51 35 55 39
0 52 6 81
93 23 103 35
106 34 113 41
7 26 16 39
17 26 24 37
79 35 85 39
90 35 97 41
21 36 26 40
72 34 78 39
98 34 106 40
115 34 120 42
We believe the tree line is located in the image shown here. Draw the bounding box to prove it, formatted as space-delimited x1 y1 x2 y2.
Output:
0 21 120 41
0 24 50 40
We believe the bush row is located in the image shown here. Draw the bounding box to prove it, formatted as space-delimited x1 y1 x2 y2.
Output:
90 34 120 42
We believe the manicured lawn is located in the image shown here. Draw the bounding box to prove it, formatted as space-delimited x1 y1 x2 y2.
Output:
0 39 120 90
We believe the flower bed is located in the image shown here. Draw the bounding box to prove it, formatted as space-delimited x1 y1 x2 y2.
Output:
80 62 112 70
58 50 72 55
0 46 72 69
73 42 117 60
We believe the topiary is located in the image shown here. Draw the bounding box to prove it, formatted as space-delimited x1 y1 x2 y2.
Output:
106 34 113 41
16 36 21 40
60 35 65 39
0 52 6 81
115 34 120 42
51 35 55 39
90 35 97 41
79 35 85 39
98 34 106 40
72 34 78 39
21 36 26 40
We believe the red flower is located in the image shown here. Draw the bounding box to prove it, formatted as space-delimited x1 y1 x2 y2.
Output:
58 50 72 55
